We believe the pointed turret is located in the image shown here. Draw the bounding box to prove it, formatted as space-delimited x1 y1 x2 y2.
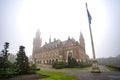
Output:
36 29 40 39
68 36 70 40
49 35 51 43
33 29 42 54
79 32 85 49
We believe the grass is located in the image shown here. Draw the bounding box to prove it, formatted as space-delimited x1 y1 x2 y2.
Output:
36 70 76 80
62 67 91 70
105 65 120 72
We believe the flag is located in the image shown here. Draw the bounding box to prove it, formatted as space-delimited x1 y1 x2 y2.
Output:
86 3 92 24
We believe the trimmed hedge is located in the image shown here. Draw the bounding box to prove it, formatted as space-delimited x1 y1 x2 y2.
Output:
52 60 92 69
52 61 67 69
106 65 120 71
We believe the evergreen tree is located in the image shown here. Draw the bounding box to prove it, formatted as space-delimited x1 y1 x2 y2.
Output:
16 46 30 74
68 56 78 68
0 42 10 78
0 42 9 71
72 58 79 67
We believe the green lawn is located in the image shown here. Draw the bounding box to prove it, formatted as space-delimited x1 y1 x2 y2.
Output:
105 65 120 72
62 67 91 70
36 70 76 80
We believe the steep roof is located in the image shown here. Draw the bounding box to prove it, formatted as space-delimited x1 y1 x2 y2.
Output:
41 38 77 51
62 38 76 46
42 39 62 50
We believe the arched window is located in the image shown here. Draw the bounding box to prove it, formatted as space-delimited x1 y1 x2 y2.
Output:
67 50 73 58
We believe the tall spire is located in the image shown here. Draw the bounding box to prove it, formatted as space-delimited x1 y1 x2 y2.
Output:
36 29 42 47
49 35 51 43
33 29 42 54
36 29 40 40
79 31 85 49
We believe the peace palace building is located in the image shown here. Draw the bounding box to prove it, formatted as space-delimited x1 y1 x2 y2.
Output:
32 30 89 64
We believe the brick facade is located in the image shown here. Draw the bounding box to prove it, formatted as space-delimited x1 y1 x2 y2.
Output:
32 30 89 64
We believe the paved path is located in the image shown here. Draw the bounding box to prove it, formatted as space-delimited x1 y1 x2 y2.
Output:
40 65 120 80
64 70 120 80
99 65 110 72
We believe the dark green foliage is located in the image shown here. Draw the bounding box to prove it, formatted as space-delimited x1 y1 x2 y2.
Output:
52 56 91 69
0 57 4 70
52 61 67 69
8 61 16 73
29 64 37 73
106 65 120 71
2 62 17 78
0 43 37 79
0 42 10 71
0 42 13 78
16 46 30 74
68 56 79 68
68 56 72 67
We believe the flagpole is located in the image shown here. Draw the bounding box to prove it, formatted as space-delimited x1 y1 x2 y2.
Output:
85 3 101 73
88 23 96 60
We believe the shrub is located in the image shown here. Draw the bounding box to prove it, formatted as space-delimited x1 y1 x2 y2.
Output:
0 62 16 78
106 65 120 71
52 61 67 69
29 64 37 73
68 56 79 68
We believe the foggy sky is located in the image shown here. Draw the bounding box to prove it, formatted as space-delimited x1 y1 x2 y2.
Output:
0 0 120 58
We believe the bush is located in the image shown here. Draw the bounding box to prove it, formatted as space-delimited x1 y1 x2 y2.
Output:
0 68 15 78
52 61 67 69
0 71 11 79
106 65 120 71
29 64 37 73
68 56 79 68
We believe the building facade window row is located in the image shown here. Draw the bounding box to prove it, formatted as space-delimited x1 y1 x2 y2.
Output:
36 59 59 64
39 52 59 58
